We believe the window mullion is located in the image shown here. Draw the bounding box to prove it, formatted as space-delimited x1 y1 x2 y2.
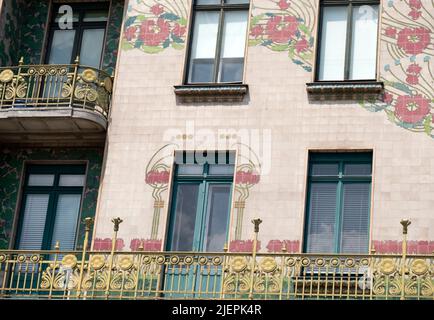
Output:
343 3 353 80
213 8 225 83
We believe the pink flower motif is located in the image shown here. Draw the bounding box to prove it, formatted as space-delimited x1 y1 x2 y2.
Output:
278 0 290 10
406 74 419 85
406 63 422 74
173 23 186 37
124 26 137 41
409 9 422 20
409 0 422 9
266 15 298 43
382 92 394 104
250 25 264 38
394 94 431 123
397 27 431 55
139 19 171 46
145 170 170 184
150 4 164 16
384 27 397 38
295 37 309 53
235 171 260 185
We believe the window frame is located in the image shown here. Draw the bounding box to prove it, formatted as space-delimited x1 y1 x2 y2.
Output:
314 0 380 82
45 2 110 67
14 164 86 251
303 152 373 254
183 0 250 85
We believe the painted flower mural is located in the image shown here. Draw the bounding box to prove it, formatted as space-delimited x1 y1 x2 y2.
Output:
122 0 188 53
248 0 316 72
360 0 433 138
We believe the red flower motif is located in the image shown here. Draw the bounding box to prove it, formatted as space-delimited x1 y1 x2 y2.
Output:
382 92 394 104
295 37 309 53
385 27 397 38
394 95 431 123
145 170 170 184
406 74 419 85
409 0 422 9
173 23 186 37
235 171 260 185
397 27 431 55
406 63 422 74
278 0 290 10
266 15 298 43
139 18 170 46
150 4 164 16
250 25 264 38
409 9 422 20
124 26 137 41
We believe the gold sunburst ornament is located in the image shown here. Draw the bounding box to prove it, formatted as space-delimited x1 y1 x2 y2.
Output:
90 255 105 270
260 257 277 273
0 69 14 83
379 258 396 275
231 257 248 272
118 256 134 270
81 69 97 83
411 259 428 275
61 255 78 268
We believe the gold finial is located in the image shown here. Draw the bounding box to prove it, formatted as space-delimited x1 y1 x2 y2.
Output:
138 240 144 251
371 245 376 254
84 217 94 232
282 241 287 253
223 243 228 253
18 57 24 65
55 241 60 250
252 218 262 233
400 219 411 235
111 217 123 232
74 56 80 64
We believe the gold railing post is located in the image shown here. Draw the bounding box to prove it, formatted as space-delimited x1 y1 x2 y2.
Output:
105 217 123 298
220 243 229 299
249 218 262 300
70 56 80 107
400 219 411 300
76 217 93 299
11 57 25 108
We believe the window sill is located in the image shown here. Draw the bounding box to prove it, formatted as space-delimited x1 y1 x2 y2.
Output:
306 81 384 101
174 84 248 103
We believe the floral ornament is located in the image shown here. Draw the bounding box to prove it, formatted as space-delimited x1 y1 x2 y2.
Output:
394 95 430 124
145 170 170 185
405 63 422 85
397 27 431 55
408 0 422 20
122 0 188 54
249 0 316 72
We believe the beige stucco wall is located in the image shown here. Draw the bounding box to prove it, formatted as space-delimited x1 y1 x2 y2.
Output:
93 0 434 252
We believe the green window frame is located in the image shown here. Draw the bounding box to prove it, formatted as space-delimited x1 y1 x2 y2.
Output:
15 164 86 251
303 152 372 254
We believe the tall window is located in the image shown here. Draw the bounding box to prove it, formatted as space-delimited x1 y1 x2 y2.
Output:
15 165 86 251
46 3 109 68
167 151 235 252
304 152 372 254
316 0 379 81
186 0 250 84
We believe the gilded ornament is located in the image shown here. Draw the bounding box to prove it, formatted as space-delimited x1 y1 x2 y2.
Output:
118 256 134 270
231 257 247 272
0 254 6 263
198 256 208 265
81 69 97 83
48 67 57 76
28 68 36 75
315 258 325 267
156 255 166 264
360 258 370 266
0 69 14 83
90 255 105 270
61 255 77 268
286 257 296 267
410 259 428 275
17 254 26 263
345 258 355 267
59 67 68 75
170 256 180 265
104 77 113 92
37 67 47 75
260 257 277 273
184 256 193 265
142 255 152 265
301 258 311 267
212 257 222 266
379 258 396 275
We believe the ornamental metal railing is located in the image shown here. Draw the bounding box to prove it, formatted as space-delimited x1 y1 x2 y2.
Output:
0 57 113 119
0 218 432 300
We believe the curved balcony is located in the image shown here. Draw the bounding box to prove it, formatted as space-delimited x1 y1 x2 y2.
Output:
0 60 113 144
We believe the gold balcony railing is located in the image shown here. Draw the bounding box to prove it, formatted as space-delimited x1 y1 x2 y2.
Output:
0 218 432 300
0 57 113 119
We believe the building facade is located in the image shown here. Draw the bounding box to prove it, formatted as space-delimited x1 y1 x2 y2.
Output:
0 0 433 300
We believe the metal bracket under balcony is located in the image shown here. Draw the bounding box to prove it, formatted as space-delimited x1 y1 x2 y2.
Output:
0 61 113 144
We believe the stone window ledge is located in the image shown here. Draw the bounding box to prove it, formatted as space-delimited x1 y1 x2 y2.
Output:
306 81 384 100
174 84 248 103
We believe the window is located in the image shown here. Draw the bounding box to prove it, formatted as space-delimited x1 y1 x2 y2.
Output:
186 0 250 84
316 0 379 81
15 165 86 251
304 152 372 254
167 151 235 252
46 3 109 68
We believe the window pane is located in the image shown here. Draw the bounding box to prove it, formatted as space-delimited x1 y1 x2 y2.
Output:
349 5 378 80
28 174 55 187
306 183 337 253
196 0 220 4
188 11 220 83
50 194 81 250
18 195 49 250
204 184 231 251
340 183 370 253
209 164 234 175
318 6 347 81
80 29 105 68
170 184 200 251
344 163 372 176
311 163 339 176
178 164 204 175
219 10 248 82
59 175 86 187
83 10 109 22
48 30 76 64
225 0 250 3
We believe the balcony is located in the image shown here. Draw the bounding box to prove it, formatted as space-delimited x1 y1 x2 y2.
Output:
0 59 113 144
0 219 432 300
